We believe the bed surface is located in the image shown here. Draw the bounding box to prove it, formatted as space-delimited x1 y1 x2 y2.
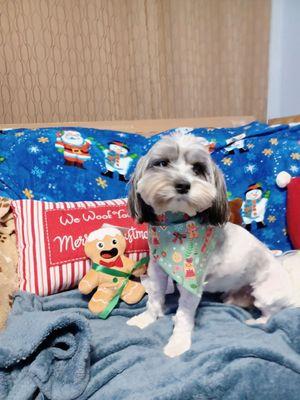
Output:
1 116 300 400
0 116 255 136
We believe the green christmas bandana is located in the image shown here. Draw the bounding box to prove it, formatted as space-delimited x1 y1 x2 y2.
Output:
148 213 222 297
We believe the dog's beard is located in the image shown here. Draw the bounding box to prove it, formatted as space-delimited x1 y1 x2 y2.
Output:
137 172 216 216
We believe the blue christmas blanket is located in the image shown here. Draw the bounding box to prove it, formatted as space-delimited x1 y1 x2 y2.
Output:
0 127 148 202
0 294 91 400
1 290 300 400
0 121 299 251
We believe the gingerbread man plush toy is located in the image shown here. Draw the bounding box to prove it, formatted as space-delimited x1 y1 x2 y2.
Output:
79 225 147 318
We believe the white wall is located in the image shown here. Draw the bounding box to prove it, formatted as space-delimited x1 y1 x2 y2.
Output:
267 0 300 119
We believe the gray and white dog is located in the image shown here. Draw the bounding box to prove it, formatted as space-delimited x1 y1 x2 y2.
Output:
127 132 298 357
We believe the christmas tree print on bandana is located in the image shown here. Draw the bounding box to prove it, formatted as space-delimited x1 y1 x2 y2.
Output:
148 212 222 296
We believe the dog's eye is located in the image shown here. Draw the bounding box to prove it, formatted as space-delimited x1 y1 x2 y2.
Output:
112 239 117 245
192 162 206 176
97 242 104 249
152 160 169 168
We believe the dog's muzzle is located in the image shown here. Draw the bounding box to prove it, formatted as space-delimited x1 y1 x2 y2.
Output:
175 181 190 194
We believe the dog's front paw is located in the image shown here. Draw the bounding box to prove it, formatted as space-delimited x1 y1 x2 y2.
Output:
163 332 192 358
127 311 157 329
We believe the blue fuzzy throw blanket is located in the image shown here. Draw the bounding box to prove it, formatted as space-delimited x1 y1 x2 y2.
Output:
1 290 300 400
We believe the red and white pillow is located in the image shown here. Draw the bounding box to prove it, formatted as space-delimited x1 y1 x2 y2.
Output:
11 198 148 296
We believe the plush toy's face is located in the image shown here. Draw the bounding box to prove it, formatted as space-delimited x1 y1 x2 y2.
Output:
246 189 262 201
62 130 84 147
85 233 126 265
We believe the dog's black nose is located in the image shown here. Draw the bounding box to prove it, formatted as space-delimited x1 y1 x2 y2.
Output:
175 181 191 194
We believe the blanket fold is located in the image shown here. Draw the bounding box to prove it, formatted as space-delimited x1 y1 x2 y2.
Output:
1 290 300 400
0 305 91 400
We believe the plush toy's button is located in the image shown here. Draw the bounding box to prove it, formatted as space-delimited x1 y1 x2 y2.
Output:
113 277 118 283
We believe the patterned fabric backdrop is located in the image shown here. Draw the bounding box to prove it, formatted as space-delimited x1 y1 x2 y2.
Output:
0 121 299 252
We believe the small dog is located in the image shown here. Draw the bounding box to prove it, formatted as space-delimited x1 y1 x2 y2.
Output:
127 132 298 357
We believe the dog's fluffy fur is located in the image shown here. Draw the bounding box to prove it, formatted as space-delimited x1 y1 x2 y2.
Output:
127 133 299 357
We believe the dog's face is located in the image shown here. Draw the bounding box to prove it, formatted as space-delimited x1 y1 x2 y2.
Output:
129 133 229 225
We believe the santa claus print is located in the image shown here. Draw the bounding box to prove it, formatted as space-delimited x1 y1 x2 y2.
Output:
55 130 91 168
98 141 137 182
241 183 270 231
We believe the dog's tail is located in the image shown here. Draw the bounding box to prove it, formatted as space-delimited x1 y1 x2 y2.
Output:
279 250 300 306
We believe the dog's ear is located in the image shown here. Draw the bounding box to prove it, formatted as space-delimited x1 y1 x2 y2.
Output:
206 163 230 226
128 156 157 224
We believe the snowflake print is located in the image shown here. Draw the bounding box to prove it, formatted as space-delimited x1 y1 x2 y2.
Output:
28 145 40 154
31 166 45 178
267 215 276 223
76 183 86 193
290 152 300 160
48 183 56 190
96 177 108 189
269 138 278 145
290 165 299 173
23 188 34 199
273 196 284 205
262 148 273 157
246 152 256 161
265 176 275 186
282 228 287 236
247 143 255 149
244 164 257 174
38 155 50 165
226 175 237 185
222 157 233 166
38 136 49 143
262 229 275 240
15 132 24 137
